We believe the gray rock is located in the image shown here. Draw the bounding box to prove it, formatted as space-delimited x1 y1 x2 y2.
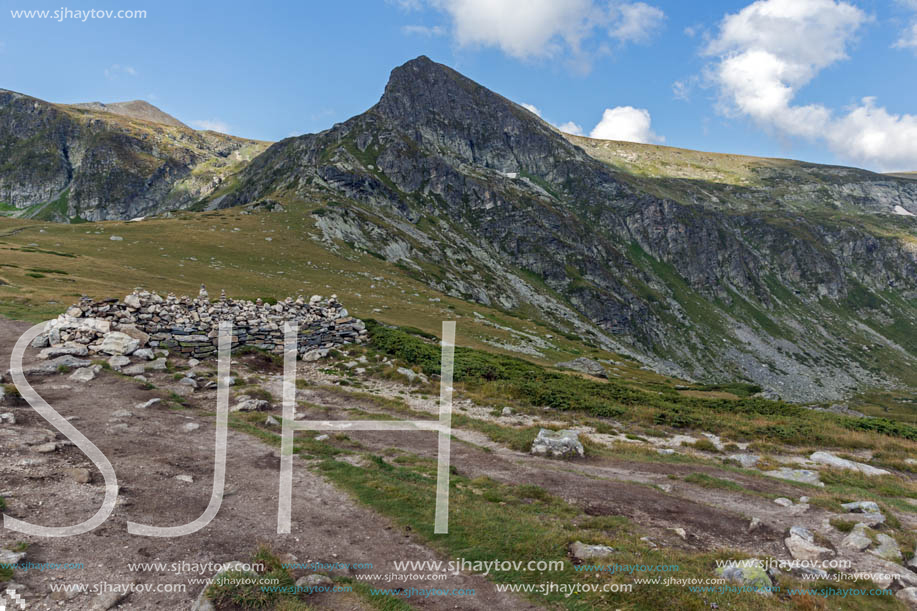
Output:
232 398 269 412
148 357 168 371
569 540 615 561
0 548 26 565
69 367 96 383
810 451 890 476
133 348 154 361
122 364 146 376
716 563 773 594
785 527 833 561
501 407 513 416
842 501 880 513
555 356 607 378
39 343 89 359
0 412 15 425
108 355 131 370
396 366 428 384
179 377 198 389
295 574 334 590
30 334 50 349
175 474 194 483
99 331 140 356
789 526 814 542
531 428 584 459
774 498 794 507
302 348 329 361
188 358 200 367
764 468 823 486
315 434 330 441
135 398 160 409
181 422 200 432
871 533 902 561
897 588 917 607
265 415 280 426
841 523 873 551
12 355 91 377
728 453 759 469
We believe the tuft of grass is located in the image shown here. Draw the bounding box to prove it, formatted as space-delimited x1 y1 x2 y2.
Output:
683 473 745 492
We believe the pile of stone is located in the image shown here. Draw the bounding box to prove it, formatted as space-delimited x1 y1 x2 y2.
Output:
32 286 368 361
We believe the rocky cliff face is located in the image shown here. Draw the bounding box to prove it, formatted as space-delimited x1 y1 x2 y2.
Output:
0 89 268 221
223 56 917 401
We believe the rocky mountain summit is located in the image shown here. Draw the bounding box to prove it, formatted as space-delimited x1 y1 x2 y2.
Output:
0 90 268 220
219 56 917 401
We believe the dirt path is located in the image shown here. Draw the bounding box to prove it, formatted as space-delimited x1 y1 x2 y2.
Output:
0 318 537 611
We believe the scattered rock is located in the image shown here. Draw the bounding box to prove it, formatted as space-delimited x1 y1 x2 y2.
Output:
841 523 873 551
716 563 773 595
90 588 129 610
315 434 329 441
295 574 334 590
764 468 823 487
748 518 762 533
182 423 200 433
302 348 329 362
396 366 428 384
0 548 26 565
530 428 584 459
133 348 155 361
501 407 513 417
69 367 96 383
774 498 794 507
65 467 91 484
810 451 889 476
670 527 687 540
657 448 675 455
175 474 194 483
265 415 280 426
785 527 833 561
842 501 880 513
555 356 607 378
232 398 269 412
728 453 759 469
11 355 91 377
188 358 200 368
38 343 89 359
178 377 198 389
108 355 131 370
33 442 59 453
897 588 917 607
569 541 615 561
871 533 902 561
0 413 15 425
135 398 160 409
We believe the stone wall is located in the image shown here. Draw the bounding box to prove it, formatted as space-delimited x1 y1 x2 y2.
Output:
38 286 367 360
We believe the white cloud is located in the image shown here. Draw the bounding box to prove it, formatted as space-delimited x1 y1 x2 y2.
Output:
557 121 584 135
401 24 446 36
704 0 917 171
589 106 664 143
895 22 917 48
399 1 664 70
609 2 665 43
520 103 584 135
191 119 231 133
104 64 137 79
520 102 542 116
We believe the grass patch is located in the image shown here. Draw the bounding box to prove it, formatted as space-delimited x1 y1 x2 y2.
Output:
683 473 746 492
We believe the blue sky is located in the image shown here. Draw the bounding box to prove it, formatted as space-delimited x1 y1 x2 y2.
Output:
1 0 916 171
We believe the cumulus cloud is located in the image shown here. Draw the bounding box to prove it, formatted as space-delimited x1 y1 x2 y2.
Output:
191 119 231 133
704 0 917 171
398 1 664 71
557 121 584 135
589 106 664 143
895 22 917 48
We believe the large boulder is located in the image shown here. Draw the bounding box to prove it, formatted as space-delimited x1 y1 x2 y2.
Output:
531 429 584 458
785 526 833 561
841 523 873 551
715 563 773 595
569 541 615 561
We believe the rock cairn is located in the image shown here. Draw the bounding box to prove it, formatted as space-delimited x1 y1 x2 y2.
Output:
34 287 367 360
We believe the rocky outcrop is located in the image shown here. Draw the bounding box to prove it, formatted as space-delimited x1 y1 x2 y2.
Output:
37 288 367 360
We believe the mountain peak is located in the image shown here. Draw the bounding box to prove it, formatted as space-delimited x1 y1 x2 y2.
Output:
69 100 188 129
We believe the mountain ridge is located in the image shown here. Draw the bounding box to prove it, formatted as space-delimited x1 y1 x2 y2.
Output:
216 55 917 401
